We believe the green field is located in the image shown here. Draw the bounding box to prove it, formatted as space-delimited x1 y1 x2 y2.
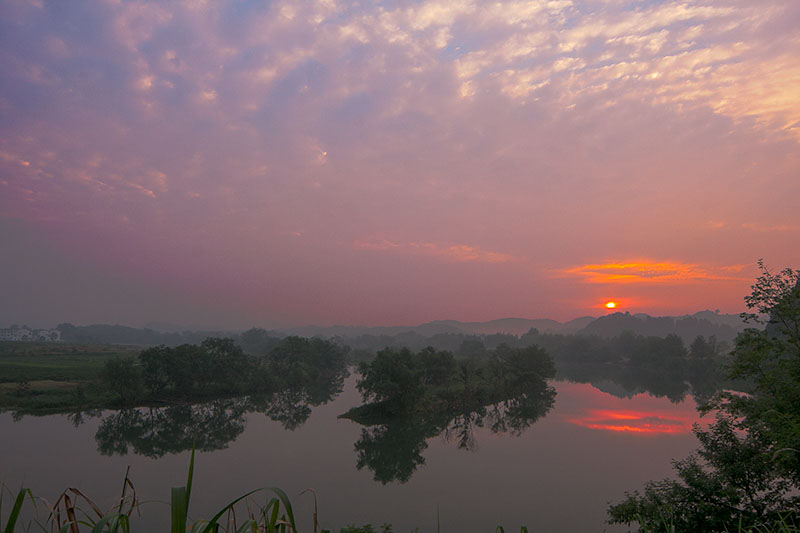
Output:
0 341 141 413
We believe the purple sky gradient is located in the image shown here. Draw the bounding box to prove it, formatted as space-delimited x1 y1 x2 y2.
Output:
2 0 799 329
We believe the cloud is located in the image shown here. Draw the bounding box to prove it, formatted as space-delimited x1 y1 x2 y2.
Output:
0 0 797 326
741 223 800 233
561 261 747 284
445 1 800 139
353 239 514 263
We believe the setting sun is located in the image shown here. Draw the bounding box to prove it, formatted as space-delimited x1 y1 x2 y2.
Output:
605 301 617 309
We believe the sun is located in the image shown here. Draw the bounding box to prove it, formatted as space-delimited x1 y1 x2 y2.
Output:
605 301 617 309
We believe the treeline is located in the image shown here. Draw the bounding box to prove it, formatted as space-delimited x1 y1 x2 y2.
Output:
102 336 349 406
4 327 733 416
580 311 742 342
83 343 557 463
58 338 352 459
523 330 732 403
56 323 236 346
353 344 555 415
345 327 731 404
97 327 730 407
50 309 743 349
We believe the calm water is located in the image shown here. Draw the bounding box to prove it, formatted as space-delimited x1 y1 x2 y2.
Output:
0 378 705 532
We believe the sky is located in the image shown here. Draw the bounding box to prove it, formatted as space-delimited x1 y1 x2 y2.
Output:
1 0 799 329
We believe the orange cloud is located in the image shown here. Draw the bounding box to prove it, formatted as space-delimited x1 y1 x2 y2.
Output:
353 239 514 264
561 261 746 284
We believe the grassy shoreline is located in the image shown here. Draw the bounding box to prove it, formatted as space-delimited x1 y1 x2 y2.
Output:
0 341 141 413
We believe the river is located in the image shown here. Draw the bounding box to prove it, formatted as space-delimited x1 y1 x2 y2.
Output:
0 378 706 532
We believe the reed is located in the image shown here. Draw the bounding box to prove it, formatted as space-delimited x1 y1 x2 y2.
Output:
1 486 31 533
1 453 536 532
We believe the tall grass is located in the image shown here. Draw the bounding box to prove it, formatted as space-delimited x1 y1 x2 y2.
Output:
1 453 537 532
626 512 799 533
1 486 32 533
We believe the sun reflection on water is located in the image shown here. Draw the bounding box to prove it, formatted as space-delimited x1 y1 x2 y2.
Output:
556 382 705 435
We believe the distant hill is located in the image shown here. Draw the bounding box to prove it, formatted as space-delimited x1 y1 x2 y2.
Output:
577 311 746 343
143 321 224 333
56 323 237 346
277 322 466 339
421 317 596 336
36 311 748 347
690 310 749 329
278 316 596 339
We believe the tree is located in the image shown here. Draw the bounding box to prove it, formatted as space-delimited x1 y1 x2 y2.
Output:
688 335 728 402
138 345 172 394
721 261 800 479
200 337 251 391
264 336 349 391
102 356 142 403
418 346 456 387
239 327 281 355
609 262 800 531
492 344 556 387
457 338 487 358
608 410 800 531
356 348 426 413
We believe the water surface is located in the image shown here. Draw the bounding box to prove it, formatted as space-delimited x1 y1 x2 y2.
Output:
0 378 705 532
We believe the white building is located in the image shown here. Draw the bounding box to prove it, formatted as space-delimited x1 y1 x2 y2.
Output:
0 327 61 342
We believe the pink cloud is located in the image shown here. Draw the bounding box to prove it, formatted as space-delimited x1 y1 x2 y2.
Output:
353 239 514 263
0 0 798 326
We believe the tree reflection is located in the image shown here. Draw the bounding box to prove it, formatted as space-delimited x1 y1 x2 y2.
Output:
251 389 312 430
496 385 556 435
557 358 716 404
525 331 732 404
93 352 349 457
95 399 249 458
355 417 432 484
249 363 348 430
347 375 556 484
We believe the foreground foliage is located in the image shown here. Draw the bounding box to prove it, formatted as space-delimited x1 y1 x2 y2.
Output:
608 261 800 532
0 450 530 532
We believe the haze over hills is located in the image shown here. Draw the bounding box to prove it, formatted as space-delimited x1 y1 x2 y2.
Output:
420 317 597 336
15 310 748 347
580 311 745 343
278 311 745 344
279 316 596 339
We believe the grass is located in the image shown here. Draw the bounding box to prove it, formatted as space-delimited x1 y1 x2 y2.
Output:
0 487 32 533
0 342 139 383
0 342 140 414
0 450 535 532
0 448 301 533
